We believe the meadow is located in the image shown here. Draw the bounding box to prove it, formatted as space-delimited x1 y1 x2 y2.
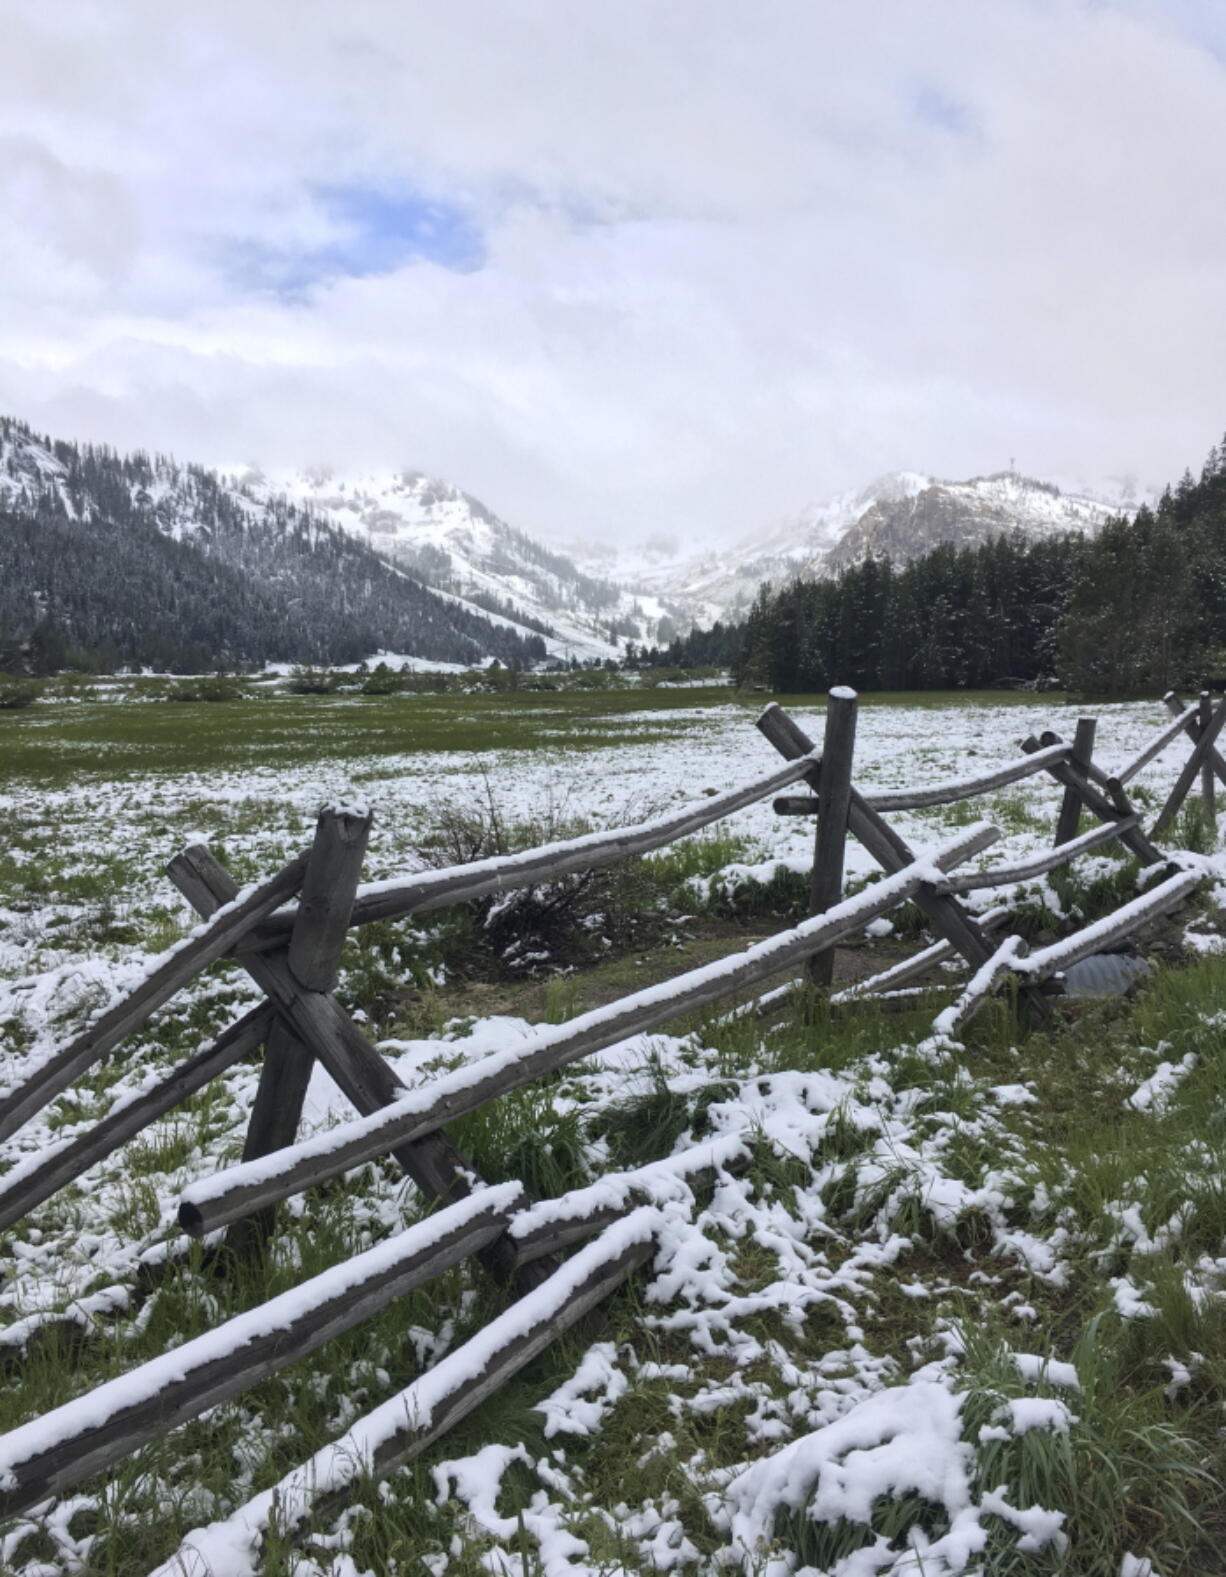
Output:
1 684 1224 1577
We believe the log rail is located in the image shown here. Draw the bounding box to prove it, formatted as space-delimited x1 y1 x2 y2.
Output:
0 687 1214 1557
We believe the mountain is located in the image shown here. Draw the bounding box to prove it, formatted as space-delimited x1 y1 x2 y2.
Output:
240 466 664 660
0 418 550 673
577 470 1136 632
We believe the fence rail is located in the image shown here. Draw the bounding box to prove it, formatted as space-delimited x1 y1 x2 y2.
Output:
0 686 1217 1550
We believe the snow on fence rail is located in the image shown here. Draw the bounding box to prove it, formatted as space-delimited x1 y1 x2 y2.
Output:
0 685 1218 1549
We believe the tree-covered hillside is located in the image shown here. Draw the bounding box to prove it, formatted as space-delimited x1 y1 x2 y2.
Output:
720 436 1226 697
0 418 548 673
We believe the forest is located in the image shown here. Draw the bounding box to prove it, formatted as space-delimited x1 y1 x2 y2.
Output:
647 437 1226 697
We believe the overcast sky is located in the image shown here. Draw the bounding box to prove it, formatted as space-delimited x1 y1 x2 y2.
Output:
2 1 1225 549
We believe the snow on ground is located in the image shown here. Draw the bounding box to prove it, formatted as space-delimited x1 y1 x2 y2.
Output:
0 693 1221 1574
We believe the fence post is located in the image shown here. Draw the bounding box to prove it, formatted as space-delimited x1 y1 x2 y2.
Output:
232 805 373 1256
1200 693 1216 820
1152 694 1226 837
1054 717 1097 845
165 843 554 1290
1163 691 1226 789
808 688 858 987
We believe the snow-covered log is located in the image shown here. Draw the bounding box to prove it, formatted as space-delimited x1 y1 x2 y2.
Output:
1018 869 1202 980
0 1006 272 1235
1114 699 1199 786
177 821 1000 1239
0 1185 525 1522
149 1212 661 1577
0 848 310 1146
934 815 1139 894
248 754 820 943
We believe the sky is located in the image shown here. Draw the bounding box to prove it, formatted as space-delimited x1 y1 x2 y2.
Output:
2 0 1225 552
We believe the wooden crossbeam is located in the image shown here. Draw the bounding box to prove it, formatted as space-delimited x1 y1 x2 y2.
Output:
1021 734 1163 865
1152 692 1226 837
165 843 554 1290
1164 690 1226 789
0 849 309 1147
0 1006 273 1236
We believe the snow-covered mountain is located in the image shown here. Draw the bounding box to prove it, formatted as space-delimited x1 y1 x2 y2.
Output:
240 466 671 661
574 470 1139 631
0 419 555 671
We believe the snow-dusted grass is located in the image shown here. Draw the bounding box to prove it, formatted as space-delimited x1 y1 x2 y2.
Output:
2 688 1226 1574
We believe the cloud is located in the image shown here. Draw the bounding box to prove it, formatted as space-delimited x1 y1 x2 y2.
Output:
0 0 1224 545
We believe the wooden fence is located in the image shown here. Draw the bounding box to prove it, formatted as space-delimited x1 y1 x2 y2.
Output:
0 686 1220 1546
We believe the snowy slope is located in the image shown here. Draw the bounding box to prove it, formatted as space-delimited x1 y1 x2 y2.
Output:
0 418 555 668
244 466 663 661
574 470 1135 631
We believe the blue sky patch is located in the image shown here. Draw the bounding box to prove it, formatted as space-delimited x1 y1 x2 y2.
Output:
225 183 485 296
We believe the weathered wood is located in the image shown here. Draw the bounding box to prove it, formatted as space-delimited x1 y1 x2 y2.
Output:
0 1006 272 1236
758 704 993 964
1115 700 1199 786
165 845 545 1289
0 1187 523 1522
0 849 309 1147
809 688 858 986
865 742 1071 810
774 742 1071 816
1020 737 1164 865
1019 868 1201 980
154 1216 660 1571
232 807 373 1254
830 909 1013 1002
1152 694 1226 837
249 756 818 946
1164 691 1226 789
933 935 1031 1036
176 822 1000 1238
1055 717 1097 846
1201 693 1216 818
510 1135 752 1265
935 815 1139 893
288 806 373 992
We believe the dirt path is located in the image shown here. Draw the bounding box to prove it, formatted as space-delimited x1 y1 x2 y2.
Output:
422 917 918 1028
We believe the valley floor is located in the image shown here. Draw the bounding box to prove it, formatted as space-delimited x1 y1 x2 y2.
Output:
1 688 1225 1575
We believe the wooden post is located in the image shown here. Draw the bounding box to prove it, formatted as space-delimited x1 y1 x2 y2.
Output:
165 843 553 1290
809 688 858 987
1200 693 1216 819
1055 717 1097 846
1152 693 1226 837
232 808 372 1256
1164 691 1226 789
756 703 1057 1024
1020 736 1163 865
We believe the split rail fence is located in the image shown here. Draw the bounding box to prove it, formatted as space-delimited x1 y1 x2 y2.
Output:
0 685 1221 1549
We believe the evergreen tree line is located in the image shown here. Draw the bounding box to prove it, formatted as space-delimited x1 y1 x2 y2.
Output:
0 419 548 673
650 436 1226 697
